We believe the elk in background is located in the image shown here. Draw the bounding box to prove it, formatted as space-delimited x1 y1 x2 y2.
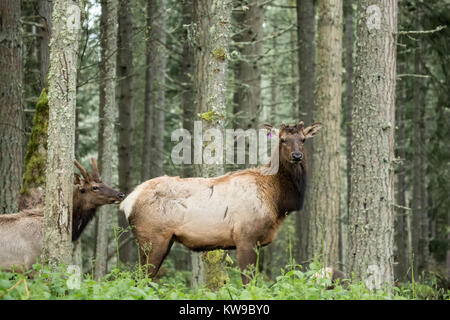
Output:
0 158 125 271
120 122 342 285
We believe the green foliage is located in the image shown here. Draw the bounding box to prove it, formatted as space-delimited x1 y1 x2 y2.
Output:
1 261 447 300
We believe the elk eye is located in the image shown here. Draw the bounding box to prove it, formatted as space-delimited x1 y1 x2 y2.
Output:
280 138 286 144
80 188 86 193
93 186 99 191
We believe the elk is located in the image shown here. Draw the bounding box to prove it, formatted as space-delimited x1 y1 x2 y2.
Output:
121 121 326 285
0 158 125 271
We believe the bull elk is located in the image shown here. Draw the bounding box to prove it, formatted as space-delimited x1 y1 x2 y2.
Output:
121 121 325 285
0 158 125 271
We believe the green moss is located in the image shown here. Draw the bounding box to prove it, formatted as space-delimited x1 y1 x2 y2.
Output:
199 109 219 122
21 88 49 195
212 47 226 62
202 250 229 291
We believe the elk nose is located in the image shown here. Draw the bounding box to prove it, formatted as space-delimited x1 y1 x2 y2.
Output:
292 152 303 162
118 192 125 199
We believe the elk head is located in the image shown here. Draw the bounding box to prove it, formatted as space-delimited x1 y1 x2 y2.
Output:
264 121 323 168
74 158 125 209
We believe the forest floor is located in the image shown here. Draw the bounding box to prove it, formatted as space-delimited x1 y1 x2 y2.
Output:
0 260 448 300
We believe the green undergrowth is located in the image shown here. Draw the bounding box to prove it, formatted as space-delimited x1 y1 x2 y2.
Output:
1 260 448 300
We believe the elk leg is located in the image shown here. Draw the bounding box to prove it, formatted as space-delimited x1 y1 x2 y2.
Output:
139 235 174 279
236 243 258 285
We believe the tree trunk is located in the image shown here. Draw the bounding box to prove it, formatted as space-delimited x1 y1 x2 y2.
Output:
192 0 232 290
95 0 118 280
342 0 354 269
295 0 315 267
347 0 397 291
117 0 136 264
41 0 81 267
290 5 298 121
150 0 167 178
20 88 48 209
232 0 263 130
180 0 195 179
0 0 24 214
411 42 429 278
394 61 408 281
38 0 53 88
306 0 342 269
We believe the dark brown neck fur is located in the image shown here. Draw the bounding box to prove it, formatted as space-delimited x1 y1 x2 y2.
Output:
263 149 308 216
72 188 97 241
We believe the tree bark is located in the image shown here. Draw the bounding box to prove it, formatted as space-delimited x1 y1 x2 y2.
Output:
306 0 342 269
95 0 118 280
41 0 81 267
347 0 397 291
38 0 53 88
394 61 408 281
342 0 353 268
295 0 315 266
193 0 232 290
180 0 195 179
117 0 136 264
150 0 167 178
0 0 24 214
411 40 429 278
232 0 263 130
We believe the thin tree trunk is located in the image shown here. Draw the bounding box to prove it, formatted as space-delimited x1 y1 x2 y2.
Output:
232 0 263 130
411 43 429 278
0 0 24 214
141 0 154 181
41 0 81 267
180 0 195 179
394 61 409 281
342 0 353 269
306 0 342 269
38 0 53 88
347 0 397 291
95 0 118 280
295 0 315 266
117 0 136 264
193 0 232 290
290 4 298 121
151 0 167 178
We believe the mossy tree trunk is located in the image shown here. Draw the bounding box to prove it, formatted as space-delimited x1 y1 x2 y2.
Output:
95 0 118 280
42 0 81 267
20 88 49 210
347 0 397 291
306 0 342 269
0 0 24 214
192 0 232 290
117 0 136 264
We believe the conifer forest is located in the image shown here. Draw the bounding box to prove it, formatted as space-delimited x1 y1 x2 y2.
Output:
0 0 449 303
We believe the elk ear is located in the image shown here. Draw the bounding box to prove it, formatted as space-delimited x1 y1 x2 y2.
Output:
262 123 279 139
74 173 82 185
304 122 323 139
